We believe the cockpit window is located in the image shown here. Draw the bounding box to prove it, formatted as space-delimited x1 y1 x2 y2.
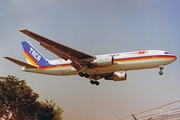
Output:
165 52 171 54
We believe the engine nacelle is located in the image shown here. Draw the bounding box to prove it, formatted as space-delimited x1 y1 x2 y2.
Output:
105 72 127 81
91 56 114 67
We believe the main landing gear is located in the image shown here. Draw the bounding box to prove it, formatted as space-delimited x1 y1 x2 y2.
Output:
159 66 164 75
79 72 100 86
78 72 90 78
90 80 100 86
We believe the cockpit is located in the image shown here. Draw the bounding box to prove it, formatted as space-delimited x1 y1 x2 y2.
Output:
164 51 171 54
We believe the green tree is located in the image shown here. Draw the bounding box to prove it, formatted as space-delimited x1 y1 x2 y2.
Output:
37 99 63 120
0 76 63 120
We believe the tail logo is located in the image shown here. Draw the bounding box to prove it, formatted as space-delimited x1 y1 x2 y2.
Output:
29 47 41 62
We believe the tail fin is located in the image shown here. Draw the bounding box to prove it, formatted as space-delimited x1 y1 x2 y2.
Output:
22 41 49 67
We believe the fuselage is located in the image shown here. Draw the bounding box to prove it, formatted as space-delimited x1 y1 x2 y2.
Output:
22 50 177 76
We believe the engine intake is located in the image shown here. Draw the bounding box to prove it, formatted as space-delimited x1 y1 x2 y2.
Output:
105 72 127 81
91 56 114 67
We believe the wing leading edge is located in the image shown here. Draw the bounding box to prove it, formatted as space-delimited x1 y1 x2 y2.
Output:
20 29 95 70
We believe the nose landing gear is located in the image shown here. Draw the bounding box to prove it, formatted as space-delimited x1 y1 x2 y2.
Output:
159 66 164 75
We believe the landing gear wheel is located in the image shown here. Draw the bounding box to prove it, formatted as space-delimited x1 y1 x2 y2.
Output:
90 80 95 85
78 72 84 77
90 80 100 86
84 73 90 78
159 71 163 75
95 81 100 86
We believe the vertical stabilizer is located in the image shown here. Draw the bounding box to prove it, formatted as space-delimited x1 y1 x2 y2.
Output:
22 41 49 67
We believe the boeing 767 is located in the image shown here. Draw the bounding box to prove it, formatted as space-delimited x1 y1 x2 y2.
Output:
4 30 177 85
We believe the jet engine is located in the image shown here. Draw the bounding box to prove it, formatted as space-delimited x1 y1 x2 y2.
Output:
91 56 114 67
105 72 127 81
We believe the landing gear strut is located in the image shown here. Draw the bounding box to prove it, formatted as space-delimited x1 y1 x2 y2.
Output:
159 66 164 75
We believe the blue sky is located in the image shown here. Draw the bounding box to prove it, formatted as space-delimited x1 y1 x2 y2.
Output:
1 0 180 120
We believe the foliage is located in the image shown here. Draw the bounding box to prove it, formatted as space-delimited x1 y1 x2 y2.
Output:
0 75 63 120
37 99 63 120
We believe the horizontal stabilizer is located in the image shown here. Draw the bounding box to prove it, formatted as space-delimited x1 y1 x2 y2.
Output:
4 57 37 68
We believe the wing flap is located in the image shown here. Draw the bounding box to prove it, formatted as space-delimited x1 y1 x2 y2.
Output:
4 57 37 68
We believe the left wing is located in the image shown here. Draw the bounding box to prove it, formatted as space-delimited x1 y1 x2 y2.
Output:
20 29 95 71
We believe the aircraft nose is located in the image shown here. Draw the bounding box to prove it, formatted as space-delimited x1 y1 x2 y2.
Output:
166 55 177 65
174 55 177 61
172 55 177 62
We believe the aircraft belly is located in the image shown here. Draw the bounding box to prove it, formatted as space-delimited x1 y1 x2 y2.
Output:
86 65 123 74
22 66 78 76
58 67 78 76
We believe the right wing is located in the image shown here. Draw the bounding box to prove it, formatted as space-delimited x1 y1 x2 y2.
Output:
20 29 95 71
4 57 37 68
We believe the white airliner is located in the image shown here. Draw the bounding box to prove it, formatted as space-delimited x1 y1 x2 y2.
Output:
4 30 177 85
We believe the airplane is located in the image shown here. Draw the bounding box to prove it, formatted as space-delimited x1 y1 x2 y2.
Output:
4 30 177 85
